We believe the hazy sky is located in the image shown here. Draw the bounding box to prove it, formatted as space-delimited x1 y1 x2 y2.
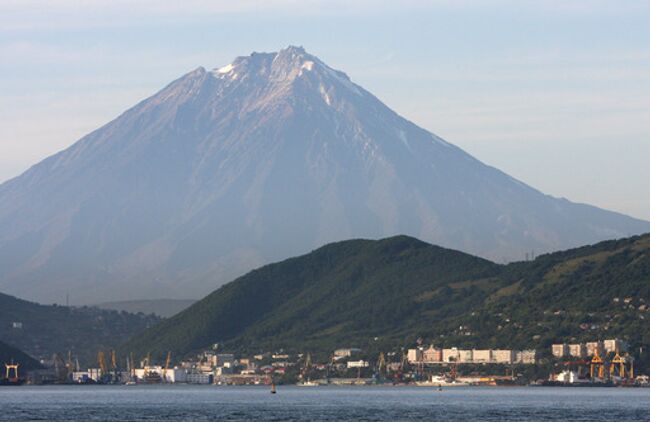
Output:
1 0 649 219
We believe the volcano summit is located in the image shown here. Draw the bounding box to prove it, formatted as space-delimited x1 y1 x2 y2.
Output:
1 46 648 303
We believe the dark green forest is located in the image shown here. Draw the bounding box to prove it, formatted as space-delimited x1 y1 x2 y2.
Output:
123 234 650 370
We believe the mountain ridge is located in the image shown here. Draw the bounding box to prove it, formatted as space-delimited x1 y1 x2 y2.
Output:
0 291 160 366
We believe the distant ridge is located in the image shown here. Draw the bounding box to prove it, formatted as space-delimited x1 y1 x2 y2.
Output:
0 292 160 365
94 299 197 318
0 45 648 303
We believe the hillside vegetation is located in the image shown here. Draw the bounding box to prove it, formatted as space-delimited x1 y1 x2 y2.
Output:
123 236 501 358
442 234 650 351
0 293 160 366
123 234 650 365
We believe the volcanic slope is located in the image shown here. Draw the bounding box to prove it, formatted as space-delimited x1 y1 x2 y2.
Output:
1 46 648 303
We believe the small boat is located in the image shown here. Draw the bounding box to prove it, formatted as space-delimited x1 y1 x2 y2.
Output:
271 382 277 394
298 379 319 387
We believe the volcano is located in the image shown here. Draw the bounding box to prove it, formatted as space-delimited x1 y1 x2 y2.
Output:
1 46 648 303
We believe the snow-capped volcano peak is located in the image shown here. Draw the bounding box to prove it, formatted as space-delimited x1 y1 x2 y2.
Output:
1 46 648 304
207 46 360 98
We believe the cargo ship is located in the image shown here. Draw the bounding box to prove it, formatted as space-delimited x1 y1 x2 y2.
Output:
0 378 24 386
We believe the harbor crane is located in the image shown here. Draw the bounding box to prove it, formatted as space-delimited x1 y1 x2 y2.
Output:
67 351 73 374
98 351 108 377
610 352 625 378
590 350 605 380
4 362 19 382
130 352 136 379
377 352 386 375
609 352 634 380
111 350 119 382
162 351 172 383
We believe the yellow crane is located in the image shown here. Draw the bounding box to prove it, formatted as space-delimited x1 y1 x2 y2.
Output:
610 352 625 378
130 352 136 379
300 352 313 382
110 350 119 382
162 351 172 383
377 352 386 375
401 351 409 370
67 351 73 373
5 363 19 381
590 350 604 380
304 353 312 374
98 351 108 374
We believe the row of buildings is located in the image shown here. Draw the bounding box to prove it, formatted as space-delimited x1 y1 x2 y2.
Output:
551 339 627 359
68 348 377 385
407 346 537 365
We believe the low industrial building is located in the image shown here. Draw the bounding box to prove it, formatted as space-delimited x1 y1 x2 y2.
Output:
552 344 568 358
472 350 492 363
604 339 626 354
515 350 537 364
586 341 605 357
334 348 362 358
347 360 369 368
408 347 534 365
568 343 587 358
423 346 443 362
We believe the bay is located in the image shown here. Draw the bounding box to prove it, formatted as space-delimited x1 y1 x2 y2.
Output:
1 385 649 421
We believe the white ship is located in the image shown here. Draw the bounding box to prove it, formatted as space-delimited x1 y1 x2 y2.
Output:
415 375 469 387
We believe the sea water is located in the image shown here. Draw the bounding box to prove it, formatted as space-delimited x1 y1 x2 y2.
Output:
1 385 649 421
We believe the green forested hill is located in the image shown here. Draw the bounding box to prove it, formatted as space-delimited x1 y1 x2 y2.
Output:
0 293 161 366
441 234 650 351
123 236 501 358
0 340 42 372
123 234 650 364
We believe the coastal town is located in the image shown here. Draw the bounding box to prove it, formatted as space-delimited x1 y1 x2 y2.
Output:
7 337 647 388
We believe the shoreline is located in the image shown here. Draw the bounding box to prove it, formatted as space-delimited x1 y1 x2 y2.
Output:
7 382 647 388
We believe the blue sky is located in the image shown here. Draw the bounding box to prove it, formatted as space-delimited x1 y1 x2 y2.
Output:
1 0 649 219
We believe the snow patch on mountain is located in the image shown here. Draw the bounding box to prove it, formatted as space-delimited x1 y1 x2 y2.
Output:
319 84 332 106
216 63 234 74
